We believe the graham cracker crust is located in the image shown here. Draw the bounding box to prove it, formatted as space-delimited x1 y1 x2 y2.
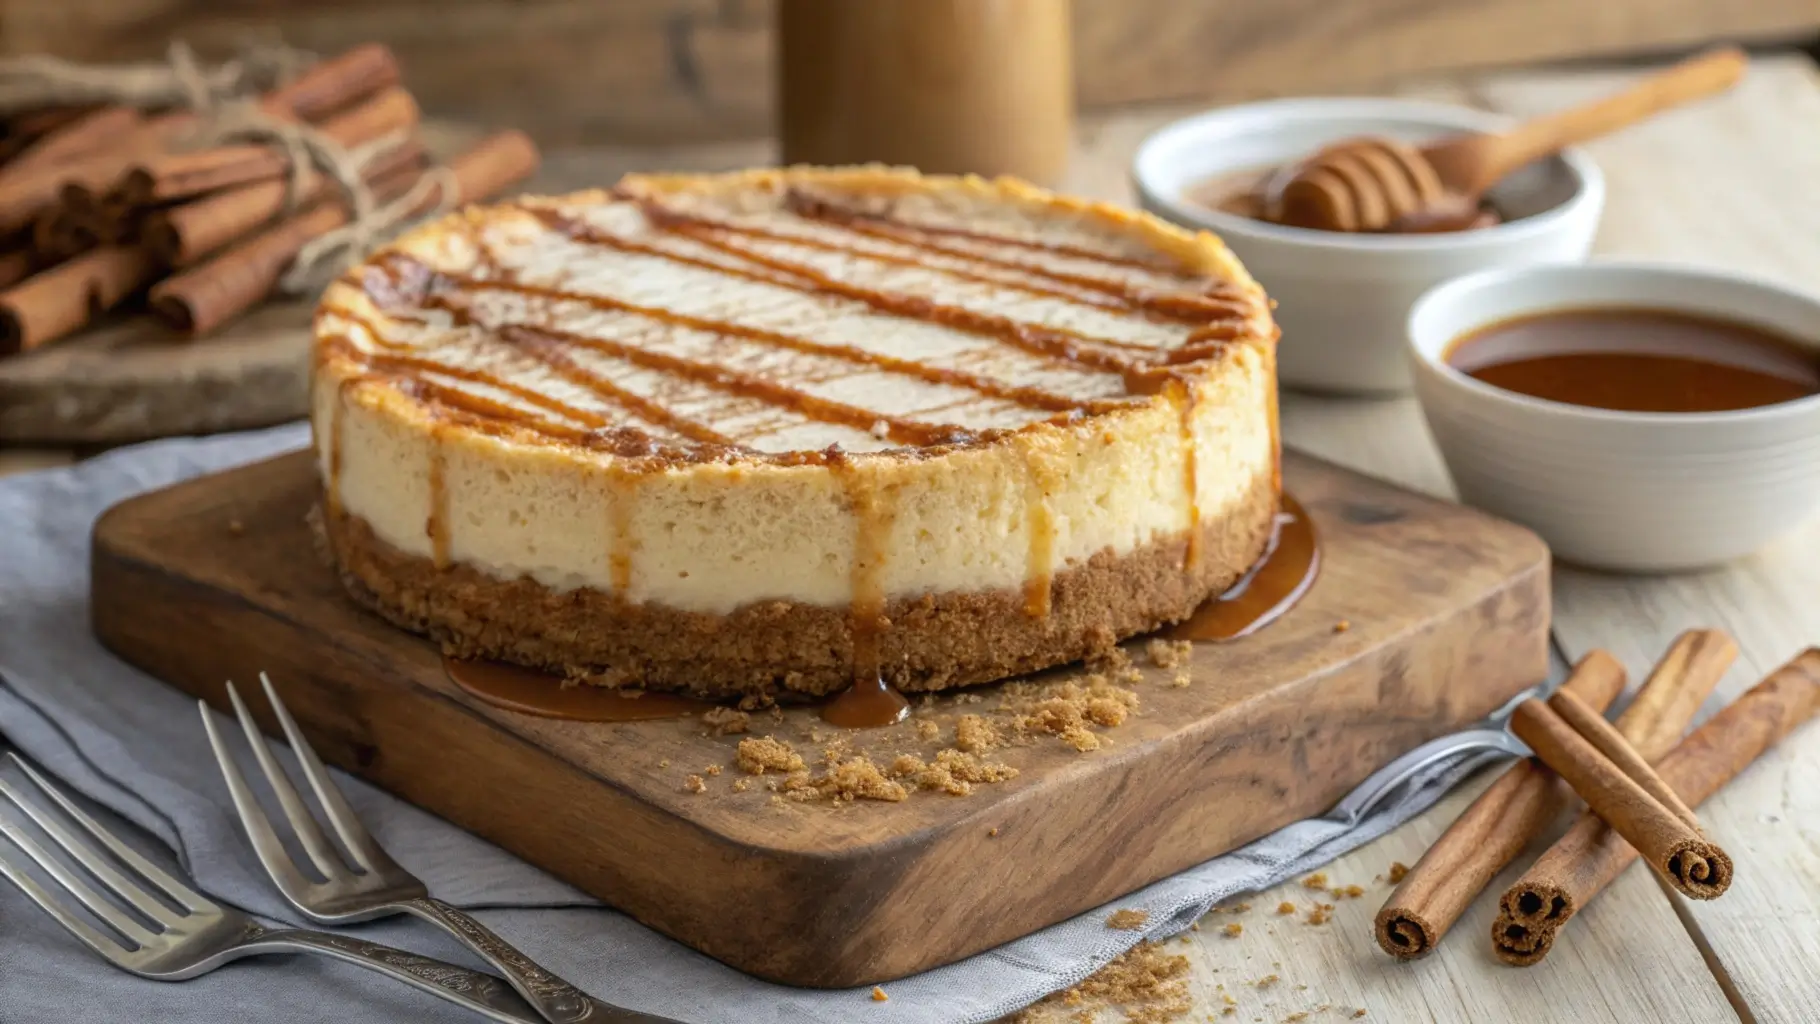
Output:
315 474 1277 700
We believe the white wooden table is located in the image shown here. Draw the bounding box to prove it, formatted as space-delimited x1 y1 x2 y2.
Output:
1055 54 1820 1024
4 51 1817 1024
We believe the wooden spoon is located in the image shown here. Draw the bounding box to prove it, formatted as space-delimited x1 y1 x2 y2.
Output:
1267 46 1749 232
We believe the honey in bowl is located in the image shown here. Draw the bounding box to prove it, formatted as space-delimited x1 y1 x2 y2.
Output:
1444 307 1820 413
1185 166 1502 235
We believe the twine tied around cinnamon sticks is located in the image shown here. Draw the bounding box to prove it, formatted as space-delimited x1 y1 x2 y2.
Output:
0 41 308 116
188 105 457 293
0 42 455 290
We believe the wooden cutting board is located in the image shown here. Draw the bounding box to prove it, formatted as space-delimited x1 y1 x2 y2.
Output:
90 448 1550 988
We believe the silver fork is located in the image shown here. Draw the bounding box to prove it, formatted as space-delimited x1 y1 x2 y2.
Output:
204 673 678 1024
0 753 541 1023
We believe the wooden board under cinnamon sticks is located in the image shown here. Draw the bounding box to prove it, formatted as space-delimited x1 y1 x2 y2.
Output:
91 449 1554 988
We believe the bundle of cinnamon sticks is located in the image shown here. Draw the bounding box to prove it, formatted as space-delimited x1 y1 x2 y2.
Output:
0 43 541 358
1373 630 1820 966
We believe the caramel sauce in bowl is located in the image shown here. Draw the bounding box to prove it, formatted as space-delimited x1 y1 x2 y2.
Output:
1408 262 1820 571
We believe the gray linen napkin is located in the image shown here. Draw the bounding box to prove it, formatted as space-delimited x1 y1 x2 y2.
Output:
0 425 1504 1023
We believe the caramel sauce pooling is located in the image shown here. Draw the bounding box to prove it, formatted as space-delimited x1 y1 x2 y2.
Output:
1446 307 1820 413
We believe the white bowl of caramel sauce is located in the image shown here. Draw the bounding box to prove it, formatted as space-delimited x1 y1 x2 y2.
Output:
1132 97 1604 393
1409 261 1820 572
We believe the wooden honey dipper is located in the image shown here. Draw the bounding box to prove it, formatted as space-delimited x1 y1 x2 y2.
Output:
1265 46 1749 233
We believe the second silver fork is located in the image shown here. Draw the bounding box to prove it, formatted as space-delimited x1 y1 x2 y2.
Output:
203 673 677 1024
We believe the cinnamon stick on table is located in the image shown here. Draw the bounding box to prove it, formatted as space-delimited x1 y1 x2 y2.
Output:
0 44 402 237
0 245 155 355
1508 693 1733 900
1372 650 1629 960
143 136 426 267
1494 647 1820 965
152 130 540 336
114 86 421 207
5 106 142 176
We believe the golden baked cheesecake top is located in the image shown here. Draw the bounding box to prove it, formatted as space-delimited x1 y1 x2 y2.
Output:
311 166 1281 694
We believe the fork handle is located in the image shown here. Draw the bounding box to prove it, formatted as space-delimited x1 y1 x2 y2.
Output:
265 928 543 1023
404 897 677 1024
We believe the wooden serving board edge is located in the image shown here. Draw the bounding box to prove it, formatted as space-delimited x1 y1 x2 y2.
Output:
89 450 1552 987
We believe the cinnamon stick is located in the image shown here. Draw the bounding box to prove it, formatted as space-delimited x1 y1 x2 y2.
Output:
1373 650 1627 960
29 201 94 261
115 87 421 206
0 250 34 291
1493 647 1820 965
0 45 401 239
0 245 155 355
1548 688 1703 827
5 106 142 176
152 130 540 336
1508 696 1732 900
143 136 425 267
257 44 401 124
0 114 189 236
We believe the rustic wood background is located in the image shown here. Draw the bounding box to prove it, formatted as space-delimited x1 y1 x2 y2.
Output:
4 0 1817 145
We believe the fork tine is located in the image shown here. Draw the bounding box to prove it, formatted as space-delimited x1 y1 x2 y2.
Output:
200 698 316 896
224 681 349 879
0 777 157 946
0 819 130 964
3 757 192 926
259 672 389 873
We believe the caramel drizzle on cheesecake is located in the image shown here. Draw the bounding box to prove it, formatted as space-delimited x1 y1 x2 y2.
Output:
425 421 452 568
779 189 1257 323
325 192 1266 703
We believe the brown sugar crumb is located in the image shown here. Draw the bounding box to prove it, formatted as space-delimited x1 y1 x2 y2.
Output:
658 759 670 769
1276 901 1296 915
704 765 722 776
888 754 926 777
1010 940 1190 1024
870 986 888 1002
989 827 1000 837
1168 672 1191 688
1105 909 1149 930
1352 1011 1367 1019
1061 726 1102 752
1084 697 1129 728
1146 638 1193 670
916 719 942 741
1388 862 1409 883
1306 903 1334 925
782 757 908 803
731 778 751 793
1283 1013 1309 1023
1253 974 1278 988
910 749 1020 796
1332 619 1351 634
702 707 750 736
736 736 805 775
955 713 1000 753
1341 884 1364 899
683 775 706 794
1300 873 1328 890
1225 902 1251 914
1223 922 1243 937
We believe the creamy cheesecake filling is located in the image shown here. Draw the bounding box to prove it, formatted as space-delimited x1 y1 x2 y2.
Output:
312 169 1277 624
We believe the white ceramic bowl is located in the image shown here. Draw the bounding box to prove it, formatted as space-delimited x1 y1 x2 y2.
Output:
1132 97 1605 394
1409 261 1820 572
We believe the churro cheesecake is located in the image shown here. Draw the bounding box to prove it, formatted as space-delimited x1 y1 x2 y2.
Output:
310 166 1281 700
